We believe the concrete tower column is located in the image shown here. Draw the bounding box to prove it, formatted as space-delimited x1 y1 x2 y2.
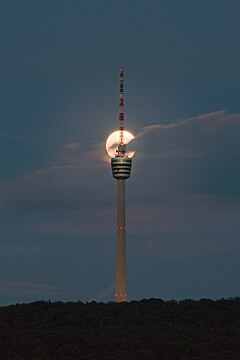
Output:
116 179 127 302
111 157 132 303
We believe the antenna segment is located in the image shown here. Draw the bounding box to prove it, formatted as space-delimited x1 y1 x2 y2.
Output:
119 69 124 139
116 69 126 156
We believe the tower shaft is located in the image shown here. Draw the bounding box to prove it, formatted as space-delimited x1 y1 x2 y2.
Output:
116 179 127 302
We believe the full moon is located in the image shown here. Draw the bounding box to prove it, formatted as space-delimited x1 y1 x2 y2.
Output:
106 130 135 158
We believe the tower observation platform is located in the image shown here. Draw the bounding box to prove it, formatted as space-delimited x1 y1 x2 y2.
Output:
111 157 132 180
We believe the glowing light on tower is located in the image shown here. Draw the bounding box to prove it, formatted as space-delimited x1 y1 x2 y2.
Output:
106 69 135 303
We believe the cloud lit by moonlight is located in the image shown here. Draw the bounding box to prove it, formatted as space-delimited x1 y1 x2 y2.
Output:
106 130 135 158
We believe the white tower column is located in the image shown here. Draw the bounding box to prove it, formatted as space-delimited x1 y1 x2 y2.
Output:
116 179 127 302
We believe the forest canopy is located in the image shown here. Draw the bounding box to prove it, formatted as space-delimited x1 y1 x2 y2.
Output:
0 298 240 359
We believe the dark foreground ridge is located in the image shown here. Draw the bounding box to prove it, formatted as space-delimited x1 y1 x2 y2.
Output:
0 298 240 359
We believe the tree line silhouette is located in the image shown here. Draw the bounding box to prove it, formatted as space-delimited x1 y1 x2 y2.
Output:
0 297 239 359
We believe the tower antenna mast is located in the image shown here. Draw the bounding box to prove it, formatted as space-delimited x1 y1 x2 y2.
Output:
116 69 126 156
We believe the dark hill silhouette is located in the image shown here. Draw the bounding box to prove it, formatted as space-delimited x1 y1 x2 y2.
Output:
0 298 240 359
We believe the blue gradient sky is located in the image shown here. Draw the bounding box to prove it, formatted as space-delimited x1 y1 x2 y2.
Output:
0 0 240 304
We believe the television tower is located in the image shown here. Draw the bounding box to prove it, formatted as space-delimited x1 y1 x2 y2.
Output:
111 69 132 303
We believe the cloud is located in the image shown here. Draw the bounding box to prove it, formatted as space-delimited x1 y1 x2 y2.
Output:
56 140 108 169
1 109 240 241
0 131 46 148
132 110 240 200
127 194 240 236
64 142 80 150
134 109 240 157
139 110 240 137
0 160 114 237
0 242 40 255
95 281 115 302
0 281 58 296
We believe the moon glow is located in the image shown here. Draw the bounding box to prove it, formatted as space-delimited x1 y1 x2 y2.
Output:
106 130 135 158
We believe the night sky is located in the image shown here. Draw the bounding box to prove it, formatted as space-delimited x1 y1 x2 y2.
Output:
0 0 240 305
